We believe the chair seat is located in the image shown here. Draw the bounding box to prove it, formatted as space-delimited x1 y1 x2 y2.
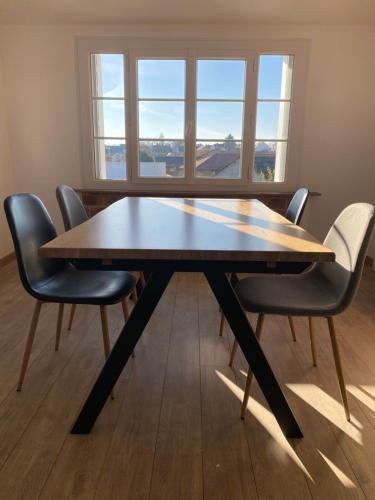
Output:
32 266 136 305
235 269 343 316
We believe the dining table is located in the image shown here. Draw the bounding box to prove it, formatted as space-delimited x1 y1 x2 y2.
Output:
40 196 335 439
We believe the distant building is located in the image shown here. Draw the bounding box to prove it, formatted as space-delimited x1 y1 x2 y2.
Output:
196 151 241 178
155 155 184 177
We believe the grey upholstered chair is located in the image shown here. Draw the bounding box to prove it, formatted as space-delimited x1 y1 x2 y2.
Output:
56 184 144 331
219 187 310 340
229 203 375 421
4 193 136 391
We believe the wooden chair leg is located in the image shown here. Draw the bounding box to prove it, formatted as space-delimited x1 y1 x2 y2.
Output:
100 305 115 399
17 300 42 391
288 316 297 342
241 313 265 419
308 317 317 366
121 297 129 321
68 304 76 331
139 272 146 287
55 303 65 352
229 339 239 367
327 317 350 421
121 298 135 358
219 311 225 337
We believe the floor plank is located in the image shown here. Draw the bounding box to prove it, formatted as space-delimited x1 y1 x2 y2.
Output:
93 276 177 500
149 273 203 500
198 275 258 500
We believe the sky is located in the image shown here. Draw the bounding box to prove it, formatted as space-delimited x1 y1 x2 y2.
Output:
92 54 293 143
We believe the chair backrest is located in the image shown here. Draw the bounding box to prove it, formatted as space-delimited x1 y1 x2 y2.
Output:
285 187 309 225
56 184 88 231
4 193 66 297
317 203 375 314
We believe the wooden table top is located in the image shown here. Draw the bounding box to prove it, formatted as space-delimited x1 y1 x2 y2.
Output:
41 197 335 263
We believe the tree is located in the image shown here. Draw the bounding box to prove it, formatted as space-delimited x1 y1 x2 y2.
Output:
224 134 235 150
140 150 153 162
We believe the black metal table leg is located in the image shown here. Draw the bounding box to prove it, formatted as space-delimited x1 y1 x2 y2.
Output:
71 270 174 434
204 271 303 439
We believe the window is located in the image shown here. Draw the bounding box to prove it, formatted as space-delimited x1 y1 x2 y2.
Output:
137 59 186 178
253 55 294 183
79 39 308 191
195 60 245 179
91 54 127 180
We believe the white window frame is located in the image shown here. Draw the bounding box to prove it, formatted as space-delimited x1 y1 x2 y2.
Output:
76 37 310 193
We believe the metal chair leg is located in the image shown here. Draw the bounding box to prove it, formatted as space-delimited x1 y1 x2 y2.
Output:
327 317 350 421
308 317 317 366
288 316 297 342
17 300 42 391
55 303 65 351
241 313 265 419
68 304 76 331
100 305 114 400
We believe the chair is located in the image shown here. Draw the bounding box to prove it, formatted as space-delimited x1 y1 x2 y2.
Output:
56 184 145 330
229 203 375 420
4 193 136 390
285 187 309 226
219 187 310 340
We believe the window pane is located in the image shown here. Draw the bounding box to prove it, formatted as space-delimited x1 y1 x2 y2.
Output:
258 55 293 100
91 54 124 98
195 141 241 178
196 102 243 140
93 100 125 138
139 141 185 177
256 102 290 140
138 101 184 139
197 60 246 99
253 141 287 182
138 60 185 99
94 139 127 180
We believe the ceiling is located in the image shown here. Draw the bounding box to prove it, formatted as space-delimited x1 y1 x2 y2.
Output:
0 0 375 25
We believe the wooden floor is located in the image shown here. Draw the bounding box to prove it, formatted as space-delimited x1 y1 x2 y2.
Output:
0 262 374 499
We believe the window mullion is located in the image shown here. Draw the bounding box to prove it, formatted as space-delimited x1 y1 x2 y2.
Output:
185 49 196 183
128 50 138 181
242 52 258 185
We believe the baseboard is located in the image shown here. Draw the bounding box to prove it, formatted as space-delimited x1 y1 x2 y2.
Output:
0 251 15 269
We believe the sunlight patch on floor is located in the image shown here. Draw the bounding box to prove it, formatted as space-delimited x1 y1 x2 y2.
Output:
215 370 314 482
347 385 375 414
317 451 356 488
286 383 363 444
360 385 375 398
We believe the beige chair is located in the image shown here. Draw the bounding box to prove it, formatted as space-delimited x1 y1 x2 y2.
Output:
229 203 375 420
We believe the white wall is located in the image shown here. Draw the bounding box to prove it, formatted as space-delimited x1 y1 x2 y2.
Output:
0 54 13 258
297 27 375 263
0 24 374 261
